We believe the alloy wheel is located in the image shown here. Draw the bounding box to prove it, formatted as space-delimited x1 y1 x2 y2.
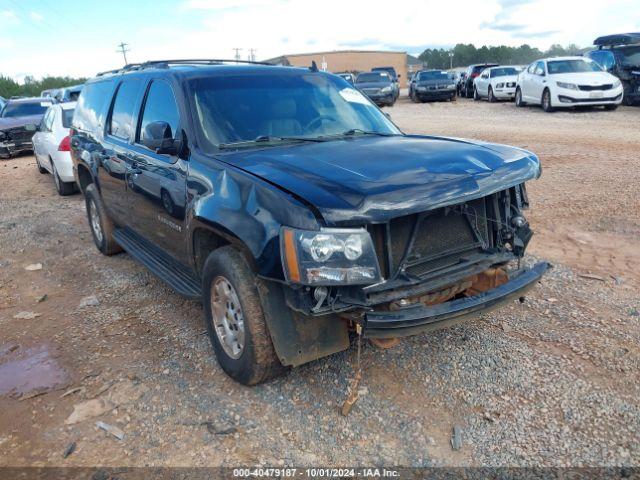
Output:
89 199 103 244
211 276 245 359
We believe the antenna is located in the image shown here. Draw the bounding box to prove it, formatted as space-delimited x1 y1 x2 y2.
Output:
117 42 130 65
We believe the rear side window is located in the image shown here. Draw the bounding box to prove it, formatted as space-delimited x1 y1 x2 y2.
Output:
138 80 180 142
61 109 75 128
109 79 142 140
73 81 113 133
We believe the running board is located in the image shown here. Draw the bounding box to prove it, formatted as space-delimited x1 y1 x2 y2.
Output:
113 228 202 300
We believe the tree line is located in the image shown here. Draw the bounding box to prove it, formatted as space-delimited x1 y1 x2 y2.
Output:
418 43 584 70
0 75 87 99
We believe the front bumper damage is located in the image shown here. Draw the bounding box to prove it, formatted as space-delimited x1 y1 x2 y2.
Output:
364 261 549 338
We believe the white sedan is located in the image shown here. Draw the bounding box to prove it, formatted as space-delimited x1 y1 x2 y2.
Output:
473 66 521 102
515 57 623 112
32 102 78 195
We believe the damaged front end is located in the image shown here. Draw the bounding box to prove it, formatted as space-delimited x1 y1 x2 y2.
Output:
0 127 35 158
282 183 549 340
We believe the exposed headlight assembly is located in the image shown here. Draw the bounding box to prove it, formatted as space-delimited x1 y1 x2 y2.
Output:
556 81 578 90
281 227 381 285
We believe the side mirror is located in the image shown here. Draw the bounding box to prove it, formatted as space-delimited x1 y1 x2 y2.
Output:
25 123 37 132
142 121 179 155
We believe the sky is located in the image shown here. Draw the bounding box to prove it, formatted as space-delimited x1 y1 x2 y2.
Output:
1 0 638 81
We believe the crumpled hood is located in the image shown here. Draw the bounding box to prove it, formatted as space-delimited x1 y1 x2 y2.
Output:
0 115 42 131
216 135 541 225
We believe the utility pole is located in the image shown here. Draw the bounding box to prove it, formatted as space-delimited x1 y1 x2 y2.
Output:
117 42 130 65
449 52 454 70
233 48 242 63
248 48 256 62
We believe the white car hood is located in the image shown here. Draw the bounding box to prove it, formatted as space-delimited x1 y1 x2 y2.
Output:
550 71 618 85
491 75 518 85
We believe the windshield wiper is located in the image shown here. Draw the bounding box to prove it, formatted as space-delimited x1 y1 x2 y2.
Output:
319 129 399 139
218 135 323 150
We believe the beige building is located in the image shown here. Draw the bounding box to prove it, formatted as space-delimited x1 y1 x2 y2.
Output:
266 50 411 87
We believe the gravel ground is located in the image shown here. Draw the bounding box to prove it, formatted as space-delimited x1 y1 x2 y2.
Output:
0 96 638 468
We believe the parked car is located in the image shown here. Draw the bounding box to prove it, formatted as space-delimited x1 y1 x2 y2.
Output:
461 63 499 98
354 71 396 106
516 57 624 112
409 70 456 102
71 60 547 385
372 66 400 100
53 84 83 103
32 102 78 195
0 96 5 110
336 72 355 85
586 33 640 105
473 66 520 102
41 89 59 99
0 97 52 158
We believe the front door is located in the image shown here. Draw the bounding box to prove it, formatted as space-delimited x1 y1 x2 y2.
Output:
125 78 188 263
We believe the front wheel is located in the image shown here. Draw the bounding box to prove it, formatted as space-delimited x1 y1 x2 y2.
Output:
36 156 48 174
515 88 526 107
542 89 554 112
488 87 496 103
473 86 480 101
52 160 77 196
203 246 285 386
604 104 618 111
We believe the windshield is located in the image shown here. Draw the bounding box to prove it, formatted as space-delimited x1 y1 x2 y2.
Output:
619 46 640 67
61 108 75 128
190 72 400 150
1 101 51 118
491 67 519 77
356 72 391 83
547 59 603 74
418 71 450 81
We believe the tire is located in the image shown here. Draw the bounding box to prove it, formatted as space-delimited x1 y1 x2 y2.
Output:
451 93 457 102
488 87 496 103
515 88 526 107
51 159 76 196
36 156 48 174
473 86 480 101
84 183 122 255
604 104 618 111
202 246 285 385
161 189 175 215
542 88 554 112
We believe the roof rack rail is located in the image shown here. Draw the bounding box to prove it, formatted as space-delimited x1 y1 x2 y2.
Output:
95 59 273 77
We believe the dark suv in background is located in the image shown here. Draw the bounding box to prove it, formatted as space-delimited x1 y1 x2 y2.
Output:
586 33 640 106
70 59 547 385
461 63 499 98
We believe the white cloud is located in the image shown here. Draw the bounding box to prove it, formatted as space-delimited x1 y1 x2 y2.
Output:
29 11 44 22
0 10 18 22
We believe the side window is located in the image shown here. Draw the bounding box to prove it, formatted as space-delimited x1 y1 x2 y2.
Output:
74 81 114 133
588 50 615 71
109 79 142 140
534 61 545 76
45 109 56 131
40 108 53 131
526 63 536 74
138 80 180 144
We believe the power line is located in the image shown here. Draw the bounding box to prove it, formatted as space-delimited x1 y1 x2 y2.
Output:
117 42 130 65
248 48 257 62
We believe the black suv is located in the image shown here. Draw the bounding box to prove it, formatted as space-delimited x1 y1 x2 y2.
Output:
461 63 499 98
586 33 640 106
70 60 548 385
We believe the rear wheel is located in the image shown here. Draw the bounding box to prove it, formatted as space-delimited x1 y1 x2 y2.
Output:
51 159 76 196
203 246 285 385
84 184 122 255
542 89 554 112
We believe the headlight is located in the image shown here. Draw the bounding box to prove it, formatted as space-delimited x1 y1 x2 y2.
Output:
612 79 622 88
281 227 381 285
381 86 393 93
417 86 426 91
496 83 505 88
556 81 578 90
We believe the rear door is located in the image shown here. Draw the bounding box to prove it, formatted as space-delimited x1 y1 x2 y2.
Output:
99 78 144 225
125 78 188 262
